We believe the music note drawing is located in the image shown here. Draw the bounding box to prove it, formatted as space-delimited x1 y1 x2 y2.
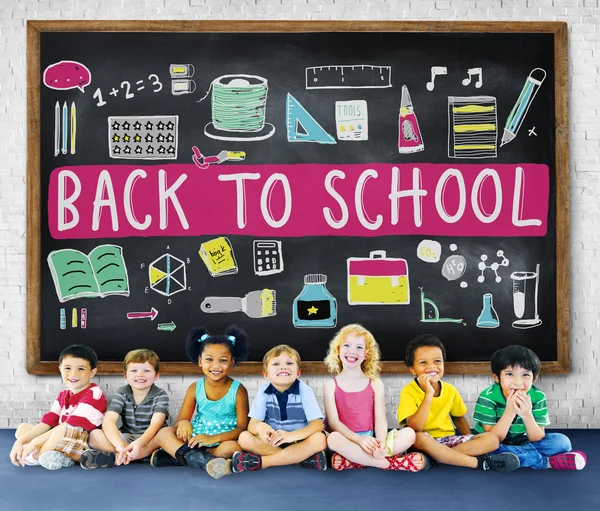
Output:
426 66 447 91
462 67 483 88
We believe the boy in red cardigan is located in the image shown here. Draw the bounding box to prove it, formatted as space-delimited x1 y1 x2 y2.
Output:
9 344 107 470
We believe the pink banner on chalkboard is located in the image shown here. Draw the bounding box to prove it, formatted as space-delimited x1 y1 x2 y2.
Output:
48 163 549 239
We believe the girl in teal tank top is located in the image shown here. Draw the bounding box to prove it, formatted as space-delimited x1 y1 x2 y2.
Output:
151 326 250 479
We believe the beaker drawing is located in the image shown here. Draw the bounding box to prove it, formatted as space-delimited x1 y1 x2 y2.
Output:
476 293 499 328
510 264 542 329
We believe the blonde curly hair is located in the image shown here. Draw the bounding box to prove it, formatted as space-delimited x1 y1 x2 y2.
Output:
324 324 381 378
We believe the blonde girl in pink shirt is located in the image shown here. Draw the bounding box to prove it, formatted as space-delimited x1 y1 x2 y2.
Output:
324 324 432 471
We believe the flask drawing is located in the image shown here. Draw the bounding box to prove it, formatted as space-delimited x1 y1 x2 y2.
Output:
292 274 337 328
398 85 424 153
476 293 499 328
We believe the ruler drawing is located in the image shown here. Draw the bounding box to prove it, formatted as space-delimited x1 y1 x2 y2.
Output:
305 65 392 90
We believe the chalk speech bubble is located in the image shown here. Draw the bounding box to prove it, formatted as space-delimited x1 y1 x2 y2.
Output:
43 61 91 92
417 240 441 263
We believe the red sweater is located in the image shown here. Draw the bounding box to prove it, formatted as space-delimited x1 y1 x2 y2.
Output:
40 383 106 431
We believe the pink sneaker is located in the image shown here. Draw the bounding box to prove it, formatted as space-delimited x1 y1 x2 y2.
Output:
549 451 587 470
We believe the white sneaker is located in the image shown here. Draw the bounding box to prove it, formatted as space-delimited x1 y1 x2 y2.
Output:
23 450 41 466
39 451 75 470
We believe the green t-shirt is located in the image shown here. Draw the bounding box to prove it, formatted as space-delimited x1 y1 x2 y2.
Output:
473 383 549 445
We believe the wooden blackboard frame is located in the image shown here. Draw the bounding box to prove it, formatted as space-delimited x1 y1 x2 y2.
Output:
26 20 569 375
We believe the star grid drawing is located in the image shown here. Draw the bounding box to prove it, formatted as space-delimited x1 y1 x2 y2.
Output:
108 115 179 160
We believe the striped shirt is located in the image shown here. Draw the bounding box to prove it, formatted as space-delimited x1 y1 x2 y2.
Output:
473 383 549 445
249 379 323 432
107 384 169 434
40 383 106 432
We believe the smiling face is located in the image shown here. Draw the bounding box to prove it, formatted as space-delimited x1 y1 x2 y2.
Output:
125 361 158 391
339 334 366 370
200 343 234 383
264 352 300 391
409 346 445 384
59 356 96 394
494 365 537 399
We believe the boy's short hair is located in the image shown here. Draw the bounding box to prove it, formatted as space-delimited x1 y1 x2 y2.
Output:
123 349 160 373
491 345 541 378
262 344 301 373
405 334 447 367
58 344 98 370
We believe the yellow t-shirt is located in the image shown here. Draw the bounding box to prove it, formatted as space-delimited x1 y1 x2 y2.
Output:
397 379 467 438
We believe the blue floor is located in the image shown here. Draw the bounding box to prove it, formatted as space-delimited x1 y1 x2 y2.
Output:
1 429 599 511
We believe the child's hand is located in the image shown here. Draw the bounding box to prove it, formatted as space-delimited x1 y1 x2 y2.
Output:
372 440 387 460
270 430 294 447
115 446 130 466
9 440 23 467
19 442 37 467
359 436 378 455
188 434 212 449
257 423 276 445
125 439 143 461
417 374 435 396
176 421 193 442
505 390 520 415
514 391 532 417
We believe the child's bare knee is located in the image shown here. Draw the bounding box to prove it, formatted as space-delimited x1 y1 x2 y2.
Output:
89 429 104 443
238 431 255 450
15 423 34 439
327 431 343 451
398 427 416 444
413 432 430 450
308 431 327 451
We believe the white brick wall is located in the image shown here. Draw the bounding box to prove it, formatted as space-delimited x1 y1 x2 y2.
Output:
1 0 599 429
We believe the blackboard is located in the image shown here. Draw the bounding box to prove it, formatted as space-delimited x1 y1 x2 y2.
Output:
26 21 569 375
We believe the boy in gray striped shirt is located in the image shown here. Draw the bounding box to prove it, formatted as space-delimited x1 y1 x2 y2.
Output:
79 349 169 469
473 345 586 470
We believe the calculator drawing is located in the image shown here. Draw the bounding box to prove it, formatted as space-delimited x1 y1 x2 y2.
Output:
253 240 284 276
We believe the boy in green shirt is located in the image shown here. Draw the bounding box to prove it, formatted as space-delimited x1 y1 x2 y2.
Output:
473 345 586 470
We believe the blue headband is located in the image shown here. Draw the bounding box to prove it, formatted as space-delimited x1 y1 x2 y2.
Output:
198 333 236 345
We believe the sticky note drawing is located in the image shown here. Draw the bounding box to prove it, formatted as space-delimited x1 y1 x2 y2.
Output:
43 61 92 92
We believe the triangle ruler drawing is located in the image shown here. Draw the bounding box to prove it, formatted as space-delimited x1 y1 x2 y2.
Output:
286 93 336 144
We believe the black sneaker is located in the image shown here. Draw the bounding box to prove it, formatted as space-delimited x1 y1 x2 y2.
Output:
79 449 116 470
150 448 183 468
299 450 327 471
479 453 520 472
231 451 262 473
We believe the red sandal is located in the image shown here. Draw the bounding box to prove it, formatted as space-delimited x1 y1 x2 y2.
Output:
386 452 429 472
331 452 365 471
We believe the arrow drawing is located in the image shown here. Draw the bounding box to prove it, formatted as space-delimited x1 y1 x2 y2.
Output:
157 321 176 332
126 307 158 321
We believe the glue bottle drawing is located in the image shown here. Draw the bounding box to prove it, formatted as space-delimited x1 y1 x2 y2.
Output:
398 85 424 154
292 274 337 328
476 293 499 328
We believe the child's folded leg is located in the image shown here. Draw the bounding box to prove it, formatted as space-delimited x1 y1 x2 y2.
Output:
208 440 240 460
451 432 499 456
327 431 387 469
260 432 327 469
414 432 480 468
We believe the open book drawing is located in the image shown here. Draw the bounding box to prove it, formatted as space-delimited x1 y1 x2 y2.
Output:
48 244 130 302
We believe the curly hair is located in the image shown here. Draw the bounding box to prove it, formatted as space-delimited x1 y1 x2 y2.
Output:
324 324 381 378
185 325 250 366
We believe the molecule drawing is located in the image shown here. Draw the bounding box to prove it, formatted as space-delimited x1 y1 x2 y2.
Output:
477 250 509 283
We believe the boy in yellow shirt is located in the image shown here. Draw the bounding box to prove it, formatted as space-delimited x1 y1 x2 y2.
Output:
397 334 519 472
